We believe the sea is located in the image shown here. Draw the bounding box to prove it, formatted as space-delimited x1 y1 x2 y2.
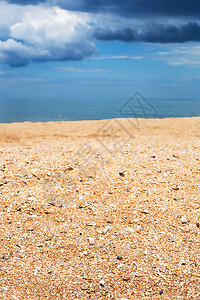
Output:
0 96 200 123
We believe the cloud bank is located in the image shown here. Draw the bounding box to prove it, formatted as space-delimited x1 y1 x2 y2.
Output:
0 0 200 66
93 22 200 43
48 0 200 18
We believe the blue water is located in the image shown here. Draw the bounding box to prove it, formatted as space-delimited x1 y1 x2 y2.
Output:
0 96 200 123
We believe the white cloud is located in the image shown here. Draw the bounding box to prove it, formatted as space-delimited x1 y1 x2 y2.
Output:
94 55 144 60
155 44 200 67
0 2 97 66
54 66 106 72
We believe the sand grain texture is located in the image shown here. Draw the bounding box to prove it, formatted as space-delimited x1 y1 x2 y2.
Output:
0 118 200 299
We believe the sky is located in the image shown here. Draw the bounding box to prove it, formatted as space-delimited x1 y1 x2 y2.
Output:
0 0 200 100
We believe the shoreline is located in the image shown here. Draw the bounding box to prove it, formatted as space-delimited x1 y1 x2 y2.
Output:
0 116 199 144
0 114 200 124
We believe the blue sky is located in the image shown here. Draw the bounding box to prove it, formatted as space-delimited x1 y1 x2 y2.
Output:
0 0 200 100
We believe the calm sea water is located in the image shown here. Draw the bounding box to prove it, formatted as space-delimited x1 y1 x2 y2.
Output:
0 97 200 123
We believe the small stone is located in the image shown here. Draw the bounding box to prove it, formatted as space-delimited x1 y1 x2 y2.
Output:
100 279 105 287
172 184 179 190
196 222 200 228
122 276 131 281
28 196 36 202
87 237 95 245
117 256 123 260
65 167 73 171
180 216 187 224
117 264 124 268
83 250 88 256
102 226 110 234
159 289 164 295
86 222 96 226
119 172 125 177
140 209 149 214
30 214 38 220
127 227 134 233
27 227 34 231
47 172 51 176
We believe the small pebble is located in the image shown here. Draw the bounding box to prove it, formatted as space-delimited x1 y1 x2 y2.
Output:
140 209 149 214
102 226 110 234
180 216 187 224
172 184 179 190
28 197 36 202
87 237 95 245
117 256 123 260
119 172 125 177
159 289 164 295
30 214 38 220
127 227 134 233
100 279 105 287
122 276 131 281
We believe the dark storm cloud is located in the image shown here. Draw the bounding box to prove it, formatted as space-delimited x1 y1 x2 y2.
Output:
94 27 137 42
6 0 47 4
5 0 200 18
142 22 200 43
55 0 200 18
93 22 200 43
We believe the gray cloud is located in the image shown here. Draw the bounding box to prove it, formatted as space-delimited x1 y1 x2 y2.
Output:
54 0 200 18
93 22 200 43
93 27 136 42
6 0 47 4
0 39 97 67
5 0 200 18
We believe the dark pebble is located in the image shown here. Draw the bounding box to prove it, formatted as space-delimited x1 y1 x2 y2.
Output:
159 289 164 295
119 172 125 177
117 256 123 260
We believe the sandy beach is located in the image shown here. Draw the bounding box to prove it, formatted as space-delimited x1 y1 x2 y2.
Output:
0 117 200 299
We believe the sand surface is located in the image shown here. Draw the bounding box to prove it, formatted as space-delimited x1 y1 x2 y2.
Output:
0 117 200 299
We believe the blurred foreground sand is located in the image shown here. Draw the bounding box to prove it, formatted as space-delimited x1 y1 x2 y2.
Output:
0 117 200 299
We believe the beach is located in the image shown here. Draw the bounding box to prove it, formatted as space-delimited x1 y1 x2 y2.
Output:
0 117 200 299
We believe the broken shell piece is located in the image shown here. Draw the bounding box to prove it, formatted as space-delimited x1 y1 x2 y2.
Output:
87 237 95 245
